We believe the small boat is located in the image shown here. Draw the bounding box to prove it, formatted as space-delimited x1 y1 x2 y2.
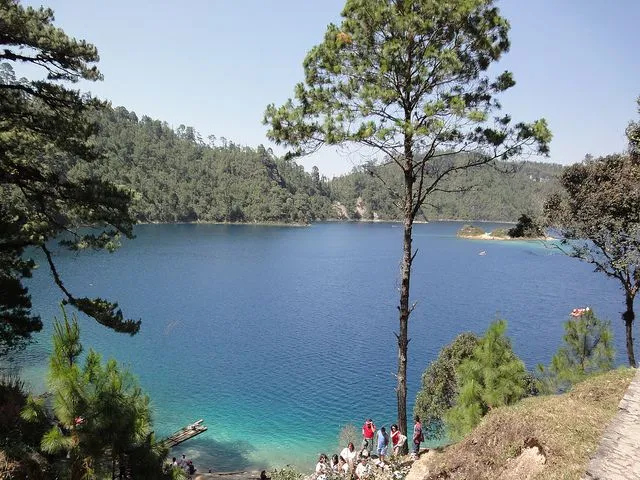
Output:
478 251 487 256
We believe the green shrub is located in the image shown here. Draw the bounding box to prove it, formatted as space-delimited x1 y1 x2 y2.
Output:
446 320 527 439
414 333 479 438
457 225 485 237
490 228 509 238
270 465 304 480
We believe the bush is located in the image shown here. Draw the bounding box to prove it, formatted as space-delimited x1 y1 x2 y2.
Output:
338 423 359 448
270 465 304 480
414 333 479 438
457 225 485 237
490 228 509 238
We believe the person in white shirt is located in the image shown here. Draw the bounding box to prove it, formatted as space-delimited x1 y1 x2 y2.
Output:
315 453 328 479
355 456 369 480
340 442 358 470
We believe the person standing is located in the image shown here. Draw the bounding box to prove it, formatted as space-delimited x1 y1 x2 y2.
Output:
390 424 400 456
361 418 376 454
376 426 389 466
412 415 424 456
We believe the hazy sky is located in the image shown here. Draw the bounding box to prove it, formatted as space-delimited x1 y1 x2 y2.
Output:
22 0 640 177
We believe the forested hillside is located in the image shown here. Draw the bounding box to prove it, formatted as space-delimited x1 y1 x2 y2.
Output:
329 160 562 221
75 106 333 223
80 106 562 223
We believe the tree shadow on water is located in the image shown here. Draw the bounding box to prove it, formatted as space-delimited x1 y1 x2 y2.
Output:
171 436 263 473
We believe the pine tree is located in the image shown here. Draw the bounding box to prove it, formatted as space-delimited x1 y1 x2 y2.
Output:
538 308 614 392
264 0 550 436
1 0 139 355
446 320 527 439
33 308 170 479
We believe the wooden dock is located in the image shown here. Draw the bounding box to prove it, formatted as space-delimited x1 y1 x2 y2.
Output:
161 419 208 448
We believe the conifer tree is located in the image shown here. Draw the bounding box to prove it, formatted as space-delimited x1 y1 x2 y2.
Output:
264 0 550 435
0 0 139 355
29 308 169 479
446 320 526 439
538 308 614 392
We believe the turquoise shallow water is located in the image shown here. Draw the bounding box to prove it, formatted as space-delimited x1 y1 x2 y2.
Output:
2 222 629 471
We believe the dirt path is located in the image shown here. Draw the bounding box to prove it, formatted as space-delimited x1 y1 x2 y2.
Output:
583 368 640 479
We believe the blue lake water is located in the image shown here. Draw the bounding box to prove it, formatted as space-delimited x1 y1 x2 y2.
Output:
2 222 631 471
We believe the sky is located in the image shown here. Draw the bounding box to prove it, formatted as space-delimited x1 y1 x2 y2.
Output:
21 0 640 178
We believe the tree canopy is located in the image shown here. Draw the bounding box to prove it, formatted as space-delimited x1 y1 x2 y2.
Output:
0 0 139 354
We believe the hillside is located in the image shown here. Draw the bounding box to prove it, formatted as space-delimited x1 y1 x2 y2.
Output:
79 106 563 224
329 160 562 222
406 368 635 480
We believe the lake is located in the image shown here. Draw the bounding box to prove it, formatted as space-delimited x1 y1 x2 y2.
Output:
2 222 629 471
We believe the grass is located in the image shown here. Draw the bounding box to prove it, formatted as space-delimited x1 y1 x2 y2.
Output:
415 368 636 480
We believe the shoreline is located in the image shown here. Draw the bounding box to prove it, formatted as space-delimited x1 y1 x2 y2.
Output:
457 233 552 241
134 218 517 228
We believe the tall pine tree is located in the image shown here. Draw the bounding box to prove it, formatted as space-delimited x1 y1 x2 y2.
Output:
264 0 550 435
446 320 527 439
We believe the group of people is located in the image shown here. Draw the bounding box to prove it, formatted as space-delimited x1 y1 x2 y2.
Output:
314 416 424 479
171 454 197 476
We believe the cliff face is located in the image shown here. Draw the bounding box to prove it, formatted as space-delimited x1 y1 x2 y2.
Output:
405 369 635 480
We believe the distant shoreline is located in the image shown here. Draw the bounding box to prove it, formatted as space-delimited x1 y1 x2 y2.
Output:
457 233 551 241
135 218 517 228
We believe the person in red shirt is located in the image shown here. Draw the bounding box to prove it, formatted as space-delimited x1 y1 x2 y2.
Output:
361 418 376 454
390 424 400 456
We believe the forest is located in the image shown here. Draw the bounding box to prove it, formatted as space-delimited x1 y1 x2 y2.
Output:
79 105 563 224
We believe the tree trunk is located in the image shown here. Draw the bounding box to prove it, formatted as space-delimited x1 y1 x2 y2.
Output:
397 146 415 439
623 292 636 367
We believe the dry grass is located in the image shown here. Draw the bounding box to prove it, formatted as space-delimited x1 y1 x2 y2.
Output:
412 368 636 480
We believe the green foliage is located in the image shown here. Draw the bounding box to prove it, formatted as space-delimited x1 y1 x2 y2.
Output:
446 320 527 440
627 96 640 161
84 107 333 225
80 109 560 225
0 1 138 354
270 465 304 480
457 225 486 237
414 332 479 439
265 0 550 163
330 160 562 222
490 228 509 238
538 309 614 392
508 214 543 238
544 126 640 366
33 307 170 479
